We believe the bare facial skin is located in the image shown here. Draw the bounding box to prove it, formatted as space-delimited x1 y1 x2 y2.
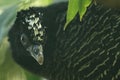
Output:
94 0 120 8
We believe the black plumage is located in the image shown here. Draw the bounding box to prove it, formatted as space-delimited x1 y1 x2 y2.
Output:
8 2 120 80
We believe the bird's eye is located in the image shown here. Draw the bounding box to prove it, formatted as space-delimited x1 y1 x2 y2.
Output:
20 34 29 47
33 46 39 55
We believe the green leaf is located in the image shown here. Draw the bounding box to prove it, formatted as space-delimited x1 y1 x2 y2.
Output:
64 0 91 30
79 0 91 21
64 0 79 30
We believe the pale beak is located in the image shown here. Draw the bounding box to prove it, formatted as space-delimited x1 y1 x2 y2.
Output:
27 45 44 65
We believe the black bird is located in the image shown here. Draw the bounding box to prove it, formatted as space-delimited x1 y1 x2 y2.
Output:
9 2 120 80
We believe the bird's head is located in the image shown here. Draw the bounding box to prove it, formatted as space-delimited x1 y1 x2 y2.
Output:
19 12 46 65
8 2 68 78
8 7 58 76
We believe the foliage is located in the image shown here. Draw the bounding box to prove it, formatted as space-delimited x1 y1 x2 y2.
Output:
64 0 91 30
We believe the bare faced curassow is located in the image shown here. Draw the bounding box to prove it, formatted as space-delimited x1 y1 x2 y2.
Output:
8 2 120 80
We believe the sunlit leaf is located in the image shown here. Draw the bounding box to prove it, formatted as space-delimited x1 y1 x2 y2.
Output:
79 0 91 21
64 0 91 30
64 0 79 30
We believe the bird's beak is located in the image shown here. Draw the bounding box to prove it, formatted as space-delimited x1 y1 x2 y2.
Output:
27 45 44 65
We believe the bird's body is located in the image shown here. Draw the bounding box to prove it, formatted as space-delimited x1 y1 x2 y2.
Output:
9 2 120 80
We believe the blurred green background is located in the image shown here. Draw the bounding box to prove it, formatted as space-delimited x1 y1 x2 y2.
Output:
0 0 52 80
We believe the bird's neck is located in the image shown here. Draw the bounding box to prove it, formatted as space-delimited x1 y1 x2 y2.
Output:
39 8 67 78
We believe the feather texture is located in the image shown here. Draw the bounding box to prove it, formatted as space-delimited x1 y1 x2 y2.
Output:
9 2 120 80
